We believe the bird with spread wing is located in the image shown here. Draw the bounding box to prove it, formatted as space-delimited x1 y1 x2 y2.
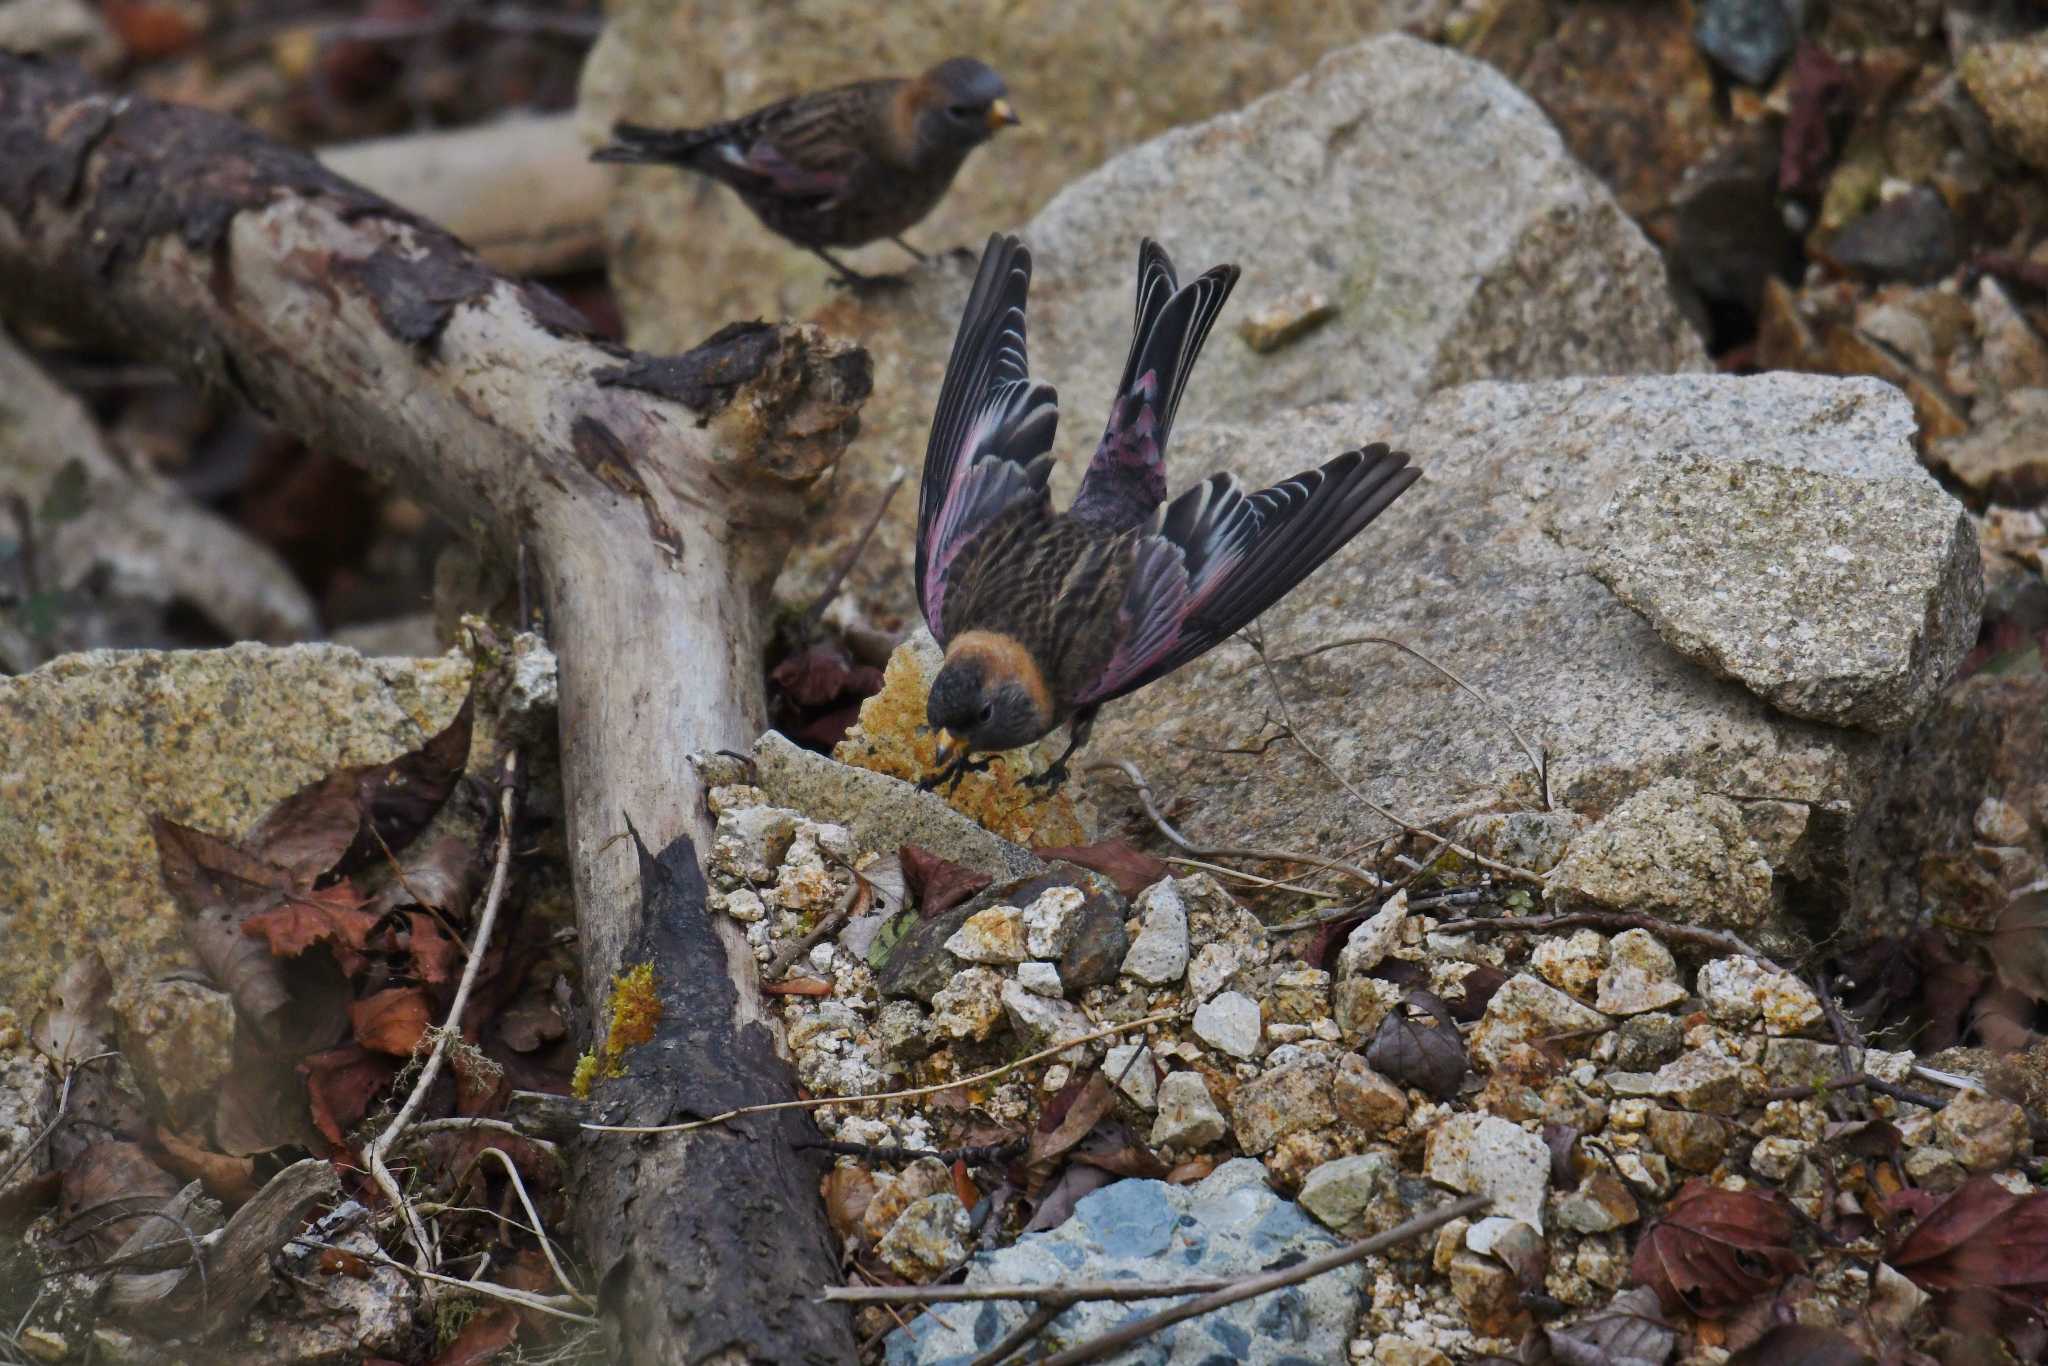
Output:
915 234 1422 796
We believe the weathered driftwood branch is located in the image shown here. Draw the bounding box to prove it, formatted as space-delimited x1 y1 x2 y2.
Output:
0 53 869 1364
0 325 318 666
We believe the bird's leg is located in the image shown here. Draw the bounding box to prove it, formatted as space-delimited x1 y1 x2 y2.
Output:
813 247 908 292
1021 708 1098 798
918 742 993 794
890 235 929 262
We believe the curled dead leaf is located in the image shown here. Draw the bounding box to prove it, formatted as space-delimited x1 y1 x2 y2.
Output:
822 1166 878 1245
1546 1284 1675 1366
349 987 434 1056
1887 1175 2048 1327
1033 840 1171 899
30 951 115 1068
1631 1179 1802 1318
899 845 992 920
1367 990 1467 1100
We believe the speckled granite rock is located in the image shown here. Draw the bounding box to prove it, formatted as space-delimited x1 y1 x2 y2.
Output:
885 1160 1362 1364
0 643 473 1019
1592 453 1979 731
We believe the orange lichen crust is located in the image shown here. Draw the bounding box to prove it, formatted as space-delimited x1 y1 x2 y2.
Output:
570 960 661 1099
834 637 1087 848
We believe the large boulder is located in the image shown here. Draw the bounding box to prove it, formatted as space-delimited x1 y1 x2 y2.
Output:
610 34 1708 621
0 644 477 1019
581 3 1455 344
1084 373 1978 940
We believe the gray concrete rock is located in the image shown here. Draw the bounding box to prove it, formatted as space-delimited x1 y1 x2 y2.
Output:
765 34 1705 621
885 1160 1361 1364
1082 375 1974 945
753 732 1044 882
1591 453 1979 731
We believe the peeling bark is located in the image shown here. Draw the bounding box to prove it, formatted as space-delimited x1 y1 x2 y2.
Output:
0 53 868 1364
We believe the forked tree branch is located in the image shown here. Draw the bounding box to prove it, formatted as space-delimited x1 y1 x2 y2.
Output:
0 52 870 1364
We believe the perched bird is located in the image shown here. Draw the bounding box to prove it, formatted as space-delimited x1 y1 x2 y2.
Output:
592 57 1019 288
916 234 1422 794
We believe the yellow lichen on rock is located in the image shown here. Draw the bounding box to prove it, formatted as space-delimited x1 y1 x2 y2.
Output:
834 633 1088 849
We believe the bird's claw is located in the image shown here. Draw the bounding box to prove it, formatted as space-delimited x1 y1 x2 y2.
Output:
918 748 992 794
1018 760 1071 799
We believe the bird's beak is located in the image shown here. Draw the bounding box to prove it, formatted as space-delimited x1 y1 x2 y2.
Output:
987 99 1020 130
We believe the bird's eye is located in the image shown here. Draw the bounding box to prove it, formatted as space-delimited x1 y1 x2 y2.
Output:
948 103 980 120
979 702 995 722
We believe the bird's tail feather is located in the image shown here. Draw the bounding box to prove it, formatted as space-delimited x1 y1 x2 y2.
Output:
591 121 720 165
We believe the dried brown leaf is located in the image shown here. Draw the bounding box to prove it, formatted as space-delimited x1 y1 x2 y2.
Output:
430 1305 519 1366
349 987 434 1056
58 1141 181 1258
1026 1072 1117 1186
822 1166 878 1244
152 1128 259 1206
1023 1161 1116 1234
212 1030 320 1157
764 977 834 996
899 844 993 920
1631 1179 1802 1317
1728 1324 1874 1365
1991 889 2048 1004
1546 1285 1675 1366
298 1044 397 1149
245 688 475 881
1033 840 1171 899
1367 990 1467 1100
30 951 114 1067
1888 1175 2048 1321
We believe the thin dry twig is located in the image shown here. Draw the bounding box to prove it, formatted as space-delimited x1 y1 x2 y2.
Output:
471 1146 593 1310
582 1011 1182 1137
1277 633 1550 809
1087 759 1388 889
1162 855 1349 899
1431 909 1785 973
0 1050 117 1190
289 1235 598 1324
763 865 865 981
1759 1071 1951 1111
364 752 519 1275
804 472 906 630
971 1302 1063 1366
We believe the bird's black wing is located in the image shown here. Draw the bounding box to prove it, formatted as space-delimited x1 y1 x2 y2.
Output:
595 83 880 203
916 234 1061 640
1068 239 1238 531
1074 444 1419 705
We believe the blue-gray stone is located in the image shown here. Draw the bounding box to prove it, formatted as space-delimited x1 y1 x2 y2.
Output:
1695 0 1798 87
886 1160 1362 1364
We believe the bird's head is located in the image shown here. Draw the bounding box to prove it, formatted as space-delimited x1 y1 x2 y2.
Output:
926 630 1052 754
910 58 1019 152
